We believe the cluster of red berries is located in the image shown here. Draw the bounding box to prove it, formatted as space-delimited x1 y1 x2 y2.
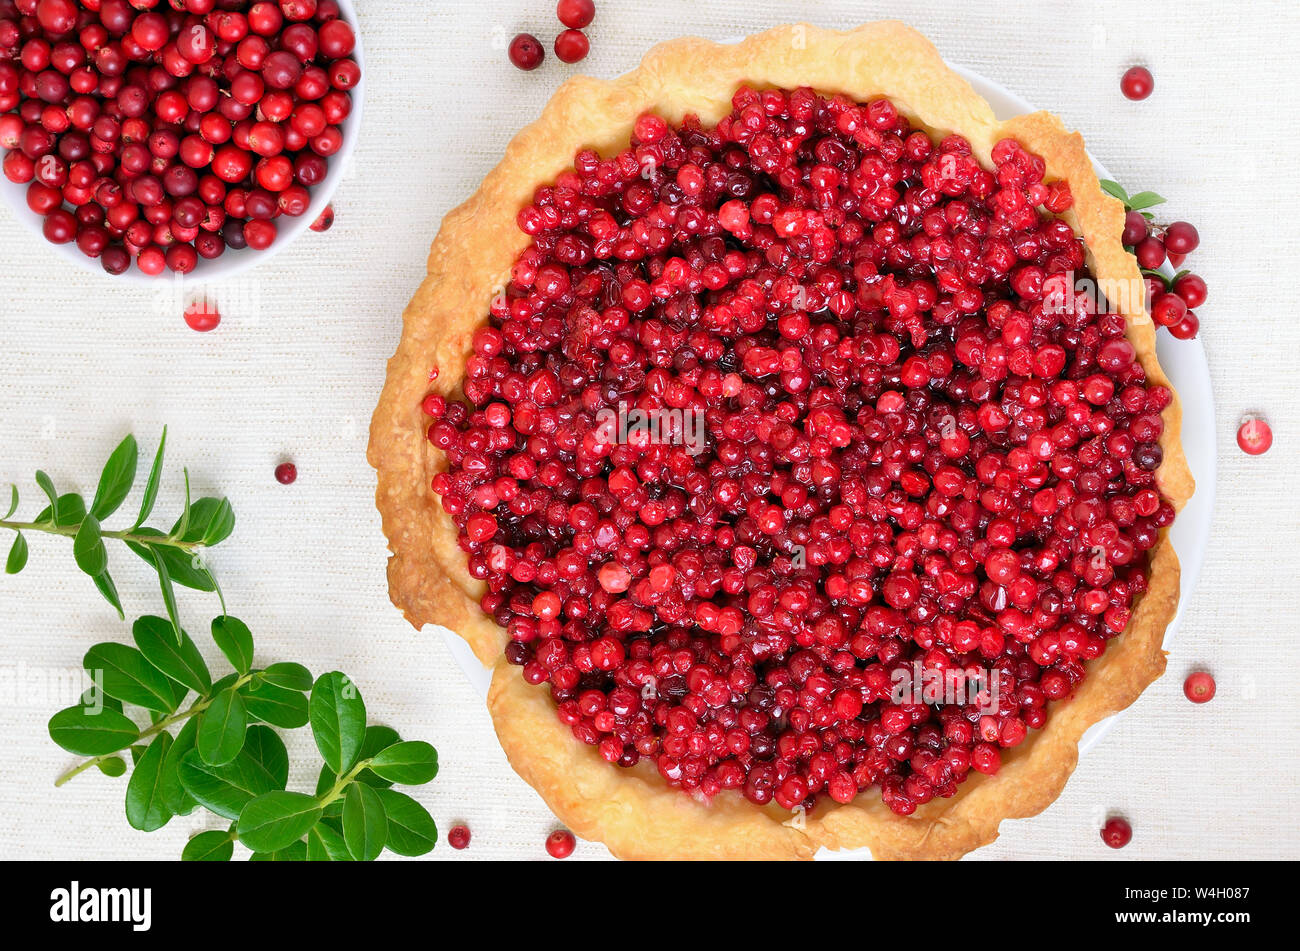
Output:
0 0 359 276
1125 211 1205 342
508 0 594 70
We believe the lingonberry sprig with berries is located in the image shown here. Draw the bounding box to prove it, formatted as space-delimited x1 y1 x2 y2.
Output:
49 612 441 861
1101 179 1207 341
1 429 231 638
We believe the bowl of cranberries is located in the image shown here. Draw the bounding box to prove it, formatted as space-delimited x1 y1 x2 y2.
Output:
0 0 363 283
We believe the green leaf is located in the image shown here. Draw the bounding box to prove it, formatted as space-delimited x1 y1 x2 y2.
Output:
176 497 236 547
317 725 404 794
356 725 401 788
84 643 180 712
149 547 183 641
244 723 290 788
250 840 308 861
342 783 387 861
85 687 121 713
159 716 199 815
237 791 322 854
368 741 439 786
97 756 127 778
5 532 28 574
34 471 59 523
3 484 16 519
1126 190 1166 212
306 821 351 861
35 492 85 528
48 705 140 756
376 789 438 856
1098 179 1128 202
211 616 254 674
125 732 173 832
309 672 366 774
91 571 125 619
133 616 211 694
177 727 287 820
125 534 217 592
259 662 312 692
173 468 192 541
132 427 166 531
72 514 108 578
90 434 138 521
182 829 233 862
244 680 309 729
197 687 247 766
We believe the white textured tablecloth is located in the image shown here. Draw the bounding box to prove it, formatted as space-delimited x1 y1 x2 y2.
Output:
2 0 1298 861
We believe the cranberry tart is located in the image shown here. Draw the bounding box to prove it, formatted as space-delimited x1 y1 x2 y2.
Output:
370 22 1193 860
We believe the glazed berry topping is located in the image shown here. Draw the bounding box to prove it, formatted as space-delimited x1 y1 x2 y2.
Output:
428 87 1174 816
0 0 360 275
274 461 297 484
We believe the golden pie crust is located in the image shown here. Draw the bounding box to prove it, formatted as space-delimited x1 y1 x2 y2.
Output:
369 21 1196 860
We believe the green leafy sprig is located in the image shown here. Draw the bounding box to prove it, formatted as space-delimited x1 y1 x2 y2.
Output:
1 430 233 637
50 614 440 861
1099 178 1166 220
1099 179 1192 290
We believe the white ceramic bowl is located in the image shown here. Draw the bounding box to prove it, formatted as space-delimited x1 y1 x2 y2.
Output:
0 0 365 286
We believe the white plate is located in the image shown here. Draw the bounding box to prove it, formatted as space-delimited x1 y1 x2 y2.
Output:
0 0 365 286
438 62 1218 796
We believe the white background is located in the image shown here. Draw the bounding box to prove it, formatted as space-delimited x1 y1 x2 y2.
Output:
2 0 1298 861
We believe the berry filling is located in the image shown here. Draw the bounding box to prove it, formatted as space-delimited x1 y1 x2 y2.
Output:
426 87 1174 816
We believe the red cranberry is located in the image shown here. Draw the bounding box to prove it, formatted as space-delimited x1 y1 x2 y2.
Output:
508 33 544 71
184 300 221 332
1163 221 1199 256
42 207 76 242
1170 273 1206 308
1149 292 1186 328
101 244 130 274
243 218 276 249
1168 310 1198 340
1101 817 1132 848
557 0 595 29
318 18 354 58
1121 210 1147 247
1236 417 1272 455
35 0 78 35
448 824 471 850
1120 66 1153 101
1183 671 1215 704
1133 236 1165 269
248 2 283 36
310 203 334 231
545 829 575 859
280 0 317 22
275 462 297 484
554 29 589 64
